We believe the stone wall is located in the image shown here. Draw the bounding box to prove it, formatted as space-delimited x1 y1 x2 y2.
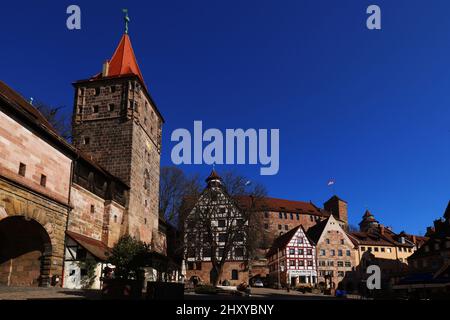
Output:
0 178 68 286
185 261 248 286
0 110 72 204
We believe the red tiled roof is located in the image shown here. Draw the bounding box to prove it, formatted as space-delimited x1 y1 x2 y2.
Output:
266 226 301 257
235 196 327 216
0 80 58 135
66 231 110 261
99 34 145 85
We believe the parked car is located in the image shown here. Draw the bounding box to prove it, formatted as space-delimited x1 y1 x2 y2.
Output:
252 279 264 287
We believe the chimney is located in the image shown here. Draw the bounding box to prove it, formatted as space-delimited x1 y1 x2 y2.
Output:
102 61 110 77
379 225 385 235
412 235 417 244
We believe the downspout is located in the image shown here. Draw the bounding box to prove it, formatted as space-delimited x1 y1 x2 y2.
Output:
61 159 75 288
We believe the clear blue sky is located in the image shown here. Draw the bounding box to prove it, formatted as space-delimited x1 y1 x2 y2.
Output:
1 1 449 234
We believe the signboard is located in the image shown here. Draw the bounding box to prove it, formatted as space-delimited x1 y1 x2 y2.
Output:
288 270 317 277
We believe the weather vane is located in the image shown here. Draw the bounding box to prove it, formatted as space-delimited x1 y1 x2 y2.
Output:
122 9 130 34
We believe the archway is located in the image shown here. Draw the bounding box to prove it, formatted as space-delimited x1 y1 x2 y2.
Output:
0 216 52 287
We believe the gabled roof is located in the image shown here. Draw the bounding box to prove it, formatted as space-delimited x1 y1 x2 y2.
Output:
266 225 313 257
306 217 329 243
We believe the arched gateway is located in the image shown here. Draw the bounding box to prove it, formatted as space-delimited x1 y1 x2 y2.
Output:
0 216 52 286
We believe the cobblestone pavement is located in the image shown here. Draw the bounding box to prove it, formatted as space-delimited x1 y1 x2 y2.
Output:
185 287 344 300
0 286 102 300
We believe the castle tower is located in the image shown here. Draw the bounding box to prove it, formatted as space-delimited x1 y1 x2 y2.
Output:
358 210 379 232
72 30 164 244
324 195 348 225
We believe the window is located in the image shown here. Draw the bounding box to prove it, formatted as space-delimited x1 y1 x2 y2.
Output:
83 137 90 145
236 219 244 227
338 271 345 277
345 261 351 267
338 250 343 256
307 249 312 255
108 103 115 112
40 175 46 187
289 249 295 255
231 269 238 280
284 225 288 230
361 246 366 251
327 261 334 267
290 213 293 220
381 247 385 252
341 239 345 245
387 248 392 253
93 105 99 113
95 87 100 96
284 213 287 219
337 261 344 267
90 205 95 214
326 239 330 244
218 219 225 227
264 212 269 218
187 262 194 270
202 248 211 257
264 223 269 230
330 250 335 256
320 249 326 256
346 250 351 256
218 233 227 242
299 260 305 267
298 249 304 255
296 213 299 220
279 212 283 219
319 260 326 267
374 247 379 252
310 215 314 222
144 218 147 225
289 259 295 266
195 262 202 270
235 232 244 242
297 238 303 245
278 224 282 230
114 215 118 223
217 248 224 257
18 163 26 176
235 247 244 257
307 260 313 267
110 86 116 93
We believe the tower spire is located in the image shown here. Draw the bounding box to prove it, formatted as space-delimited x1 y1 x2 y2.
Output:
122 8 130 34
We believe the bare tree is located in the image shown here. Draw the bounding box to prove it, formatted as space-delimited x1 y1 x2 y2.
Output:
35 102 72 141
182 170 267 286
159 166 201 223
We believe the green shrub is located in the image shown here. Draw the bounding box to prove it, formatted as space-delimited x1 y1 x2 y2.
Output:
107 235 150 280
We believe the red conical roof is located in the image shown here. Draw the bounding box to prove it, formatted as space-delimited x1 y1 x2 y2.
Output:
104 34 145 85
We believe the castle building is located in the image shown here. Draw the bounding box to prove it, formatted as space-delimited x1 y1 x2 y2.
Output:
0 27 166 288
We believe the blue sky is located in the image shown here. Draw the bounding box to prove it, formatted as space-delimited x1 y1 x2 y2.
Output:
1 1 449 234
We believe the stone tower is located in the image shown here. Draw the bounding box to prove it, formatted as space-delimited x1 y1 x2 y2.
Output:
72 33 163 244
324 195 348 225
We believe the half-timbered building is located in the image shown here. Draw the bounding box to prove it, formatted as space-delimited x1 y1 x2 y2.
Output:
266 225 317 288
